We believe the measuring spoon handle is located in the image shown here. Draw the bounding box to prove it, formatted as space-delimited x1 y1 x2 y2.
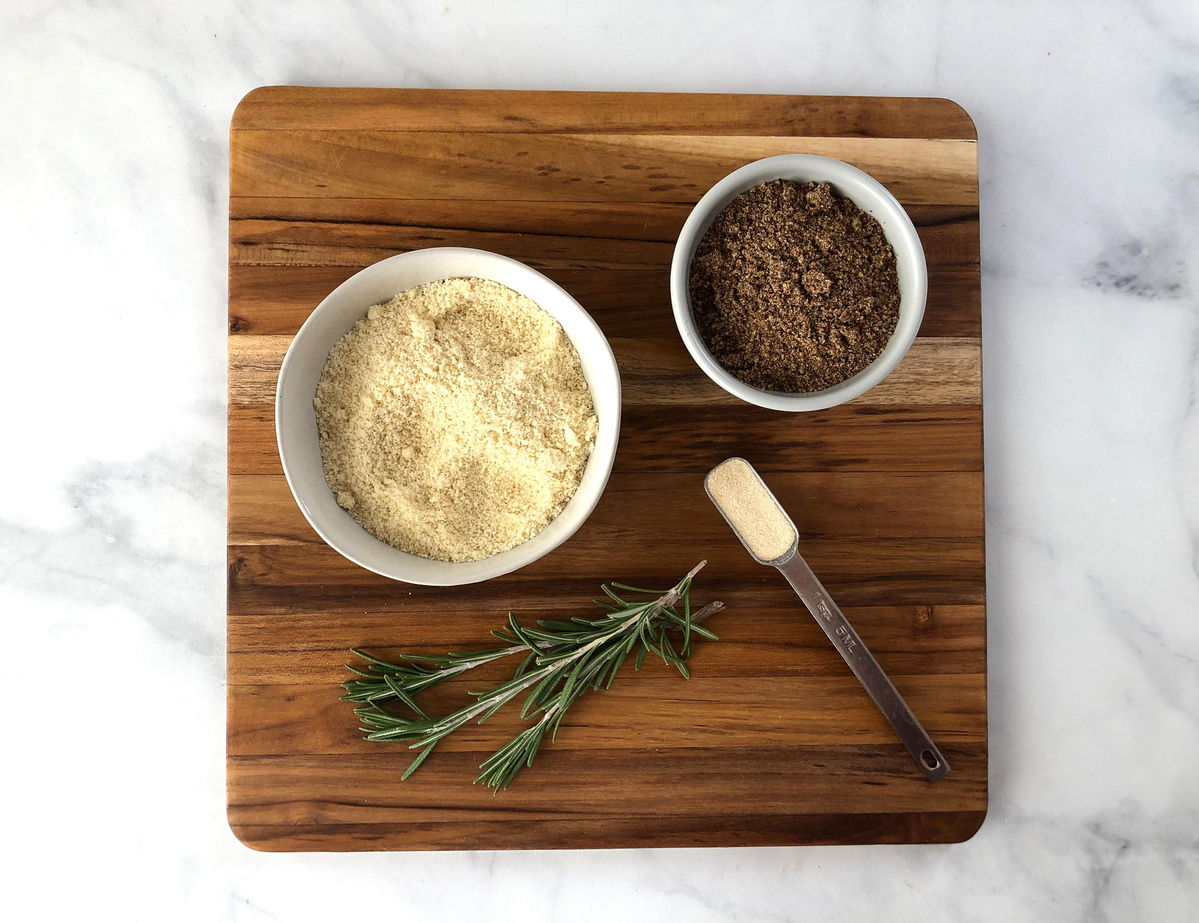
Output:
776 551 950 782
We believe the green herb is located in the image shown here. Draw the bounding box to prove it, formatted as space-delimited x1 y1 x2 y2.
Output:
342 561 724 791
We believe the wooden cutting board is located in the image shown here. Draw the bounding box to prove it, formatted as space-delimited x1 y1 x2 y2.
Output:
227 88 985 851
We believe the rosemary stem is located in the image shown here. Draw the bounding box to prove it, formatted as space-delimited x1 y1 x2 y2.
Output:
346 561 723 790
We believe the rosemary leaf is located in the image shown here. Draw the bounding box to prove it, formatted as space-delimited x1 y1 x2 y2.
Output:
343 562 723 791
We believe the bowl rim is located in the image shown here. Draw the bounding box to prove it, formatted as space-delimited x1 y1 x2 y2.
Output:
669 153 928 412
274 247 621 586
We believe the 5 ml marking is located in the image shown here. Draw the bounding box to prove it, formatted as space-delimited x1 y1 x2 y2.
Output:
816 598 858 652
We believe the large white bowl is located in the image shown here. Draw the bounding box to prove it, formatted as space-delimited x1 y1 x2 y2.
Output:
670 154 927 412
275 248 621 586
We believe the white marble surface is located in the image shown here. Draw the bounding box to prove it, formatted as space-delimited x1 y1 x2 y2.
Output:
2 1 1197 919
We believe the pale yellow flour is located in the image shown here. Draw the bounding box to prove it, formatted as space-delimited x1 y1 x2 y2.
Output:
314 278 597 562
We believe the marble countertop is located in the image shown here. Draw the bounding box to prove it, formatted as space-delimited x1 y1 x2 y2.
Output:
3 1 1196 919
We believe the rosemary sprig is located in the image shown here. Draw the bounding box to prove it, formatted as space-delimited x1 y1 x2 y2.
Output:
342 561 724 791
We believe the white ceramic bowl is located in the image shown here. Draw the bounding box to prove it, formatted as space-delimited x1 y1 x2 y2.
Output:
275 247 621 586
670 154 927 412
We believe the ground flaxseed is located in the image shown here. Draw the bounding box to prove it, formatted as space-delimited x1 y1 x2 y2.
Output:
689 179 901 393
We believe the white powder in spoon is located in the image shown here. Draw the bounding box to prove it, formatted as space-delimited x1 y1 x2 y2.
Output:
705 457 797 563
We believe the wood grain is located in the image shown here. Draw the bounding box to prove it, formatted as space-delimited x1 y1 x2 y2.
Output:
230 401 984 477
227 88 986 852
231 88 978 140
227 747 986 832
227 199 980 338
229 335 981 405
226 811 987 851
229 469 982 545
228 604 985 684
229 535 985 609
229 261 981 339
231 131 978 205
229 670 986 753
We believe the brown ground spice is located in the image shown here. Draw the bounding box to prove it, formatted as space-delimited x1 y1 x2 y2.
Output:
689 179 901 393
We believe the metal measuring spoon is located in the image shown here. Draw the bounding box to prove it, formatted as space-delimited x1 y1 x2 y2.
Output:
705 457 949 782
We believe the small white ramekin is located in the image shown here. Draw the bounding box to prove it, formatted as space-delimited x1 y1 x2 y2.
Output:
670 154 927 412
275 247 621 586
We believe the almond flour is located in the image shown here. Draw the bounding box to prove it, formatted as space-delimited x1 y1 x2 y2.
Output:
314 278 598 563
